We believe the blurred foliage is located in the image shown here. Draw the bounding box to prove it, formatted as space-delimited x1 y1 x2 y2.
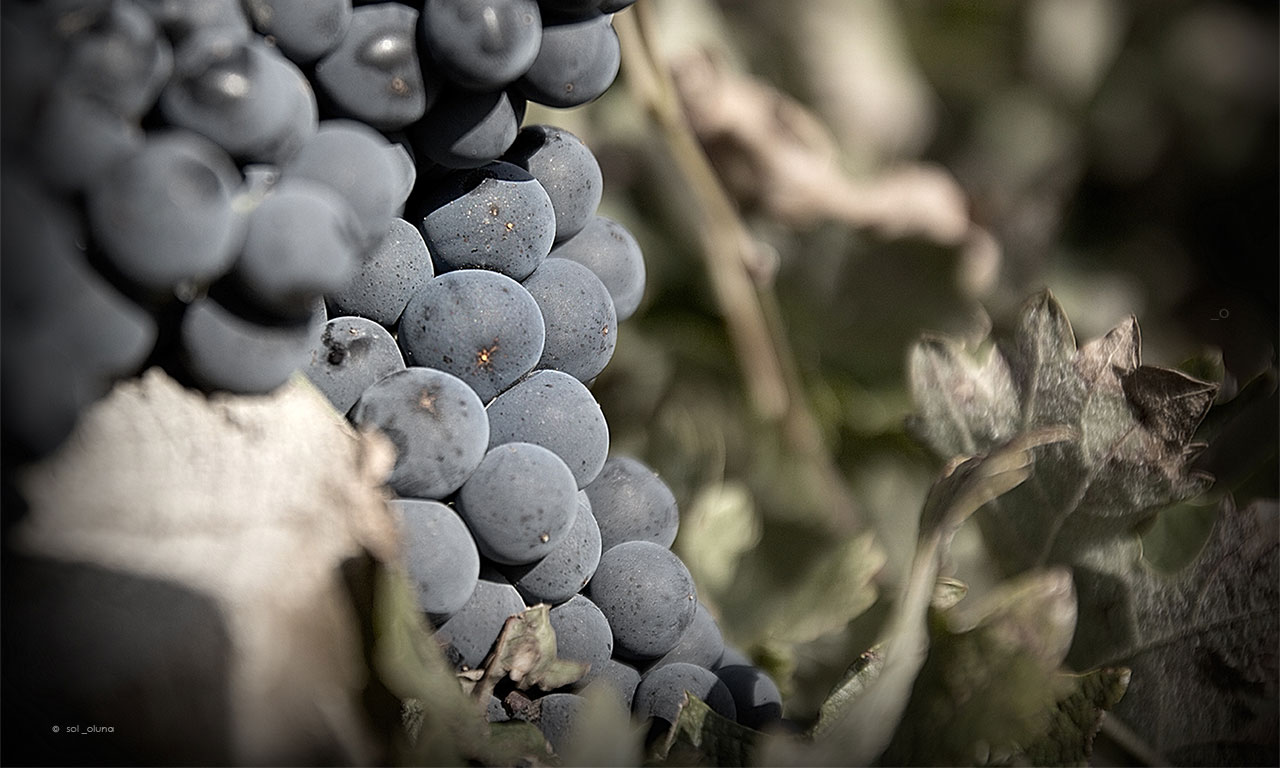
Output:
525 0 1277 762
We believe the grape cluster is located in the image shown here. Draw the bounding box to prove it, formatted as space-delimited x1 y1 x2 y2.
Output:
0 0 781 751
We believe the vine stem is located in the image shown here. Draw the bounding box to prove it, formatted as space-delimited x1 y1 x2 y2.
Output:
615 4 860 530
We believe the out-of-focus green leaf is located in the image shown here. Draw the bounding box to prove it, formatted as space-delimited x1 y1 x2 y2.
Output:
752 530 883 645
1023 667 1131 766
557 683 644 767
675 481 762 599
881 568 1082 766
476 604 590 702
652 693 758 767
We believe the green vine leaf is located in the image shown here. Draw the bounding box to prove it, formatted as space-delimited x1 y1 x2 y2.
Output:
476 604 590 702
1022 667 1131 767
652 693 759 767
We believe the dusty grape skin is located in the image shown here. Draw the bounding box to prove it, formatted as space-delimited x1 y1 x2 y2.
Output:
504 490 601 605
394 498 480 617
180 298 321 395
715 664 783 730
349 367 490 499
419 0 543 91
646 602 725 672
633 662 737 724
398 269 545 403
579 657 641 710
326 217 435 327
418 161 556 280
410 88 521 170
485 369 609 489
313 2 430 131
303 316 405 415
583 455 679 551
502 125 603 243
522 258 617 383
516 12 619 108
243 0 351 64
586 541 696 660
548 215 646 321
455 442 579 565
433 577 527 669
521 692 584 756
548 594 613 685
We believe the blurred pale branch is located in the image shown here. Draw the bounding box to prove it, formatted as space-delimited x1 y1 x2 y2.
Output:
617 3 861 529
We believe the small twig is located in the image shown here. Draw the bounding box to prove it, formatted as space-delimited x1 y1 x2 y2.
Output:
617 4 861 529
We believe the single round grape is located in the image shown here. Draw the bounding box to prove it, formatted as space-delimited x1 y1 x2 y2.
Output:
715 664 783 730
394 498 480 618
160 34 318 165
633 662 736 724
517 12 619 108
180 297 320 394
87 129 244 292
587 541 696 659
283 119 406 252
349 367 490 499
410 88 520 170
313 2 430 131
527 692 584 756
304 316 405 415
548 215 645 321
502 125 602 243
243 0 352 64
326 218 434 326
235 179 363 316
434 576 526 669
548 594 612 684
419 161 556 280
584 455 679 551
57 0 174 120
398 269 545 403
486 370 609 488
456 442 578 565
648 603 725 672
522 258 617 382
504 490 601 604
579 657 641 710
419 0 542 91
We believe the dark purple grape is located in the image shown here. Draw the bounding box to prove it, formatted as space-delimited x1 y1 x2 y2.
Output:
434 575 526 669
502 125 602 243
487 695 510 722
394 498 480 617
326 217 434 326
522 258 617 382
647 603 724 671
548 215 645 321
160 34 318 165
715 664 783 730
580 657 641 710
180 297 321 394
398 269 545 403
313 2 431 131
409 87 521 169
517 12 618 108
524 692 585 756
486 369 609 488
56 0 174 120
349 367 490 499
587 541 697 660
504 490 601 604
303 316 405 414
548 594 612 684
455 442 579 565
243 0 352 64
283 119 408 252
419 161 556 280
419 0 542 91
235 179 362 316
87 129 244 293
584 455 679 551
633 662 736 724
135 0 250 48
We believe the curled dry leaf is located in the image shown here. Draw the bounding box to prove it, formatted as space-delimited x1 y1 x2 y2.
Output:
10 369 400 765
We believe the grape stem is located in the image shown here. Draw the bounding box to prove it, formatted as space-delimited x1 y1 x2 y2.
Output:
615 4 860 530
